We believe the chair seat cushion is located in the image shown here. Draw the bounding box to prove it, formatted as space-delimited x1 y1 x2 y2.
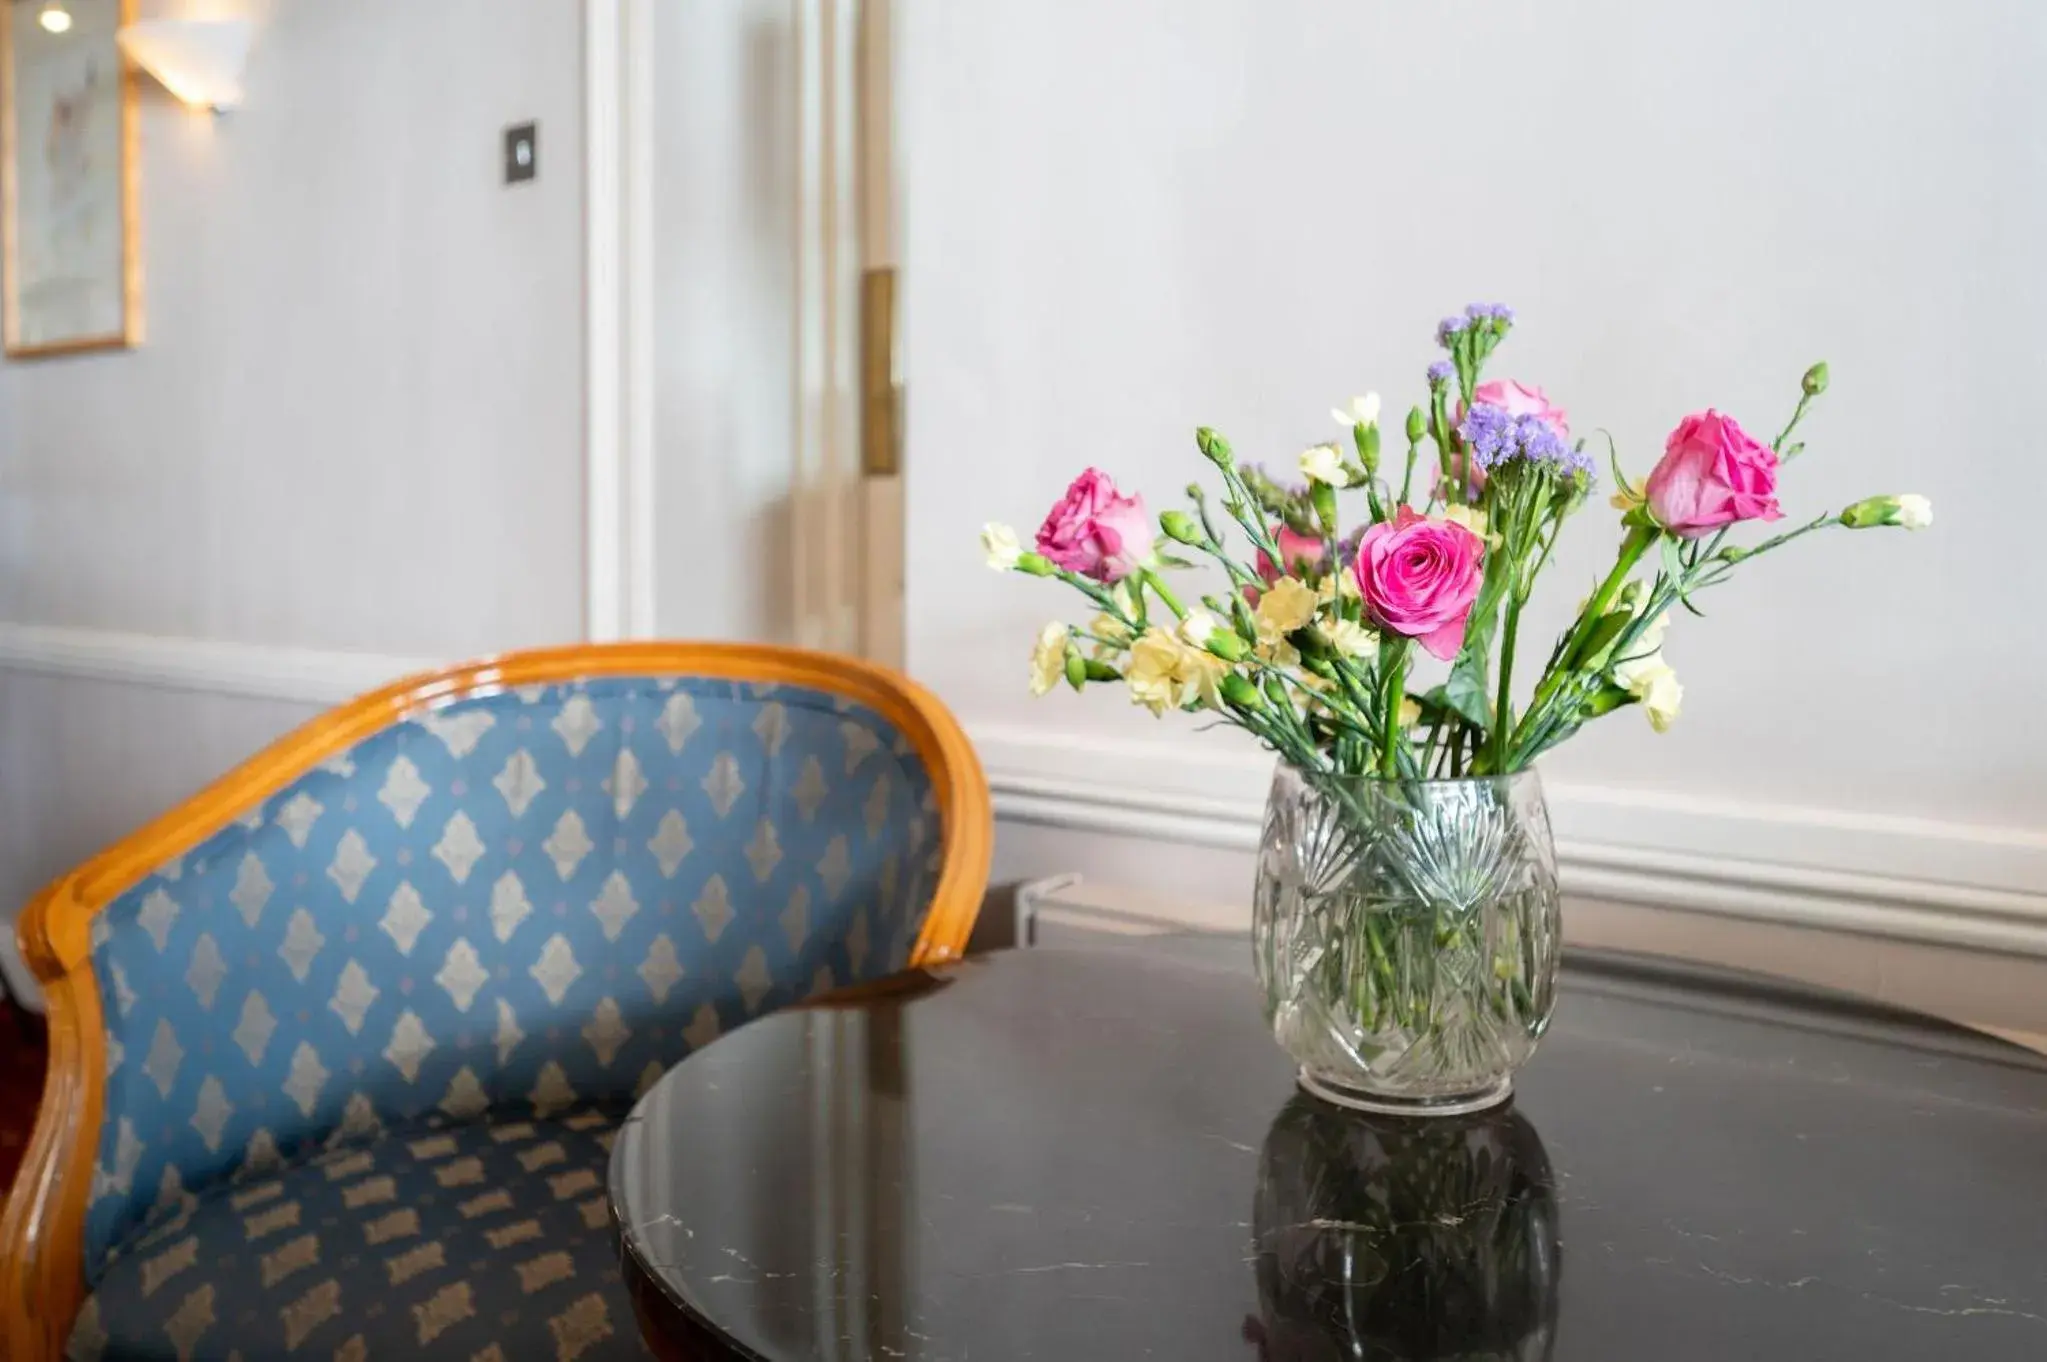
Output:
70 1111 652 1362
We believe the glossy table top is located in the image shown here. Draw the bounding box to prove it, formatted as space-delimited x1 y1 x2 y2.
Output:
610 933 2047 1360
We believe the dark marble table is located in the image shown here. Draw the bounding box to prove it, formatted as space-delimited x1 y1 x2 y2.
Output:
609 933 2047 1360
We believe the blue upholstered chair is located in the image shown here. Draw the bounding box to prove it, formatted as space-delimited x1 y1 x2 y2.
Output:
0 645 990 1361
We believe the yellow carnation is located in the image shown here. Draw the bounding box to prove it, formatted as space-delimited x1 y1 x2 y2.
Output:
1253 577 1318 665
1326 619 1377 658
1257 578 1318 633
1088 612 1131 657
1177 649 1232 712
1442 504 1492 544
1125 628 1186 716
1316 569 1361 607
1029 622 1069 697
1126 626 1234 715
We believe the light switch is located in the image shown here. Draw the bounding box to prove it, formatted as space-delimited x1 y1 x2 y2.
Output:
504 122 538 185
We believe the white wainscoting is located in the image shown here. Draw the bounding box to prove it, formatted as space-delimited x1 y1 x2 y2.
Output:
971 723 2047 960
0 623 436 708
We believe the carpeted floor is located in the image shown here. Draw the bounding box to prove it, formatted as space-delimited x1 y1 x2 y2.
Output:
0 996 47 1195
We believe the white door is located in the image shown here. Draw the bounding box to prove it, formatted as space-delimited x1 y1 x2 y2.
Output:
596 0 902 660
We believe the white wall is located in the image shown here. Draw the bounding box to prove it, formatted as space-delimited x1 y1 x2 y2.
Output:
900 1 2047 950
0 0 587 997
1 0 585 655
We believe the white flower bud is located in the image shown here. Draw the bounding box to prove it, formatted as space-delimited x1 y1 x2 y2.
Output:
1331 393 1382 430
1299 443 1352 488
982 522 1023 570
1175 610 1217 649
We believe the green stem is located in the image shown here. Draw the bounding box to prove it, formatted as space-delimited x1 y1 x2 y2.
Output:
1493 591 1524 770
1774 392 1815 453
1379 643 1409 778
1216 463 1283 562
1690 514 1837 589
1430 390 1454 484
1513 524 1655 754
1142 568 1187 620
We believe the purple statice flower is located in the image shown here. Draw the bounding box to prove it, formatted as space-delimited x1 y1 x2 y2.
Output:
1457 403 1594 478
1463 302 1515 326
1425 359 1455 387
1435 316 1466 348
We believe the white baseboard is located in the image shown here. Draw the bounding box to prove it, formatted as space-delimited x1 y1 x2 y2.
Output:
0 622 436 707
970 722 2047 959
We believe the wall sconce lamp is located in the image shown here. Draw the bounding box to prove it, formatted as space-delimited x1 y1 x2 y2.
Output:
38 3 73 35
116 17 254 113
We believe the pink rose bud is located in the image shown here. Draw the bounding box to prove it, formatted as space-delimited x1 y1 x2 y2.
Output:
1645 410 1783 539
1034 469 1157 583
1457 379 1570 440
1352 508 1486 661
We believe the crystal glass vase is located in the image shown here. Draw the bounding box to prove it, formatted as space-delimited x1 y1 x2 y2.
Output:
1253 764 1562 1115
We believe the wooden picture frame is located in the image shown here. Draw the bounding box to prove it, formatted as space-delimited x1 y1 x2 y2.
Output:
1 0 141 359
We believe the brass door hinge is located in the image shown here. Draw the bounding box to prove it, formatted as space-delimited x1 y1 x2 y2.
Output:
861 267 901 477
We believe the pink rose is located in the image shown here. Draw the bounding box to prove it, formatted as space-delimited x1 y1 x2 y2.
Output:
1353 507 1486 661
1467 379 1570 440
1256 524 1326 584
1034 469 1156 582
1645 410 1782 538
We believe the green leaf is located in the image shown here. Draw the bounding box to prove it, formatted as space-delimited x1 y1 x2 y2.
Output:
1579 682 1635 718
1411 685 1460 727
1154 553 1199 570
1659 535 1692 599
1287 626 1333 660
1659 532 1684 583
1655 536 1711 617
1443 604 1499 731
1574 608 1636 671
1442 541 1513 732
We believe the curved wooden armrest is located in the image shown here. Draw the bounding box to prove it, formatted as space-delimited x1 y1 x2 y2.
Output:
1 882 104 1361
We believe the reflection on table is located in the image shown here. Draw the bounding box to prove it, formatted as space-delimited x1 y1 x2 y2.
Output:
1248 1095 1559 1362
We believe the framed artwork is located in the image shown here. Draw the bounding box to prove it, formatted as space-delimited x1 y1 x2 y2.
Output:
1 0 141 358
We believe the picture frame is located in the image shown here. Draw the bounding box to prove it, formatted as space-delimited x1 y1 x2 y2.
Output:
1 0 141 359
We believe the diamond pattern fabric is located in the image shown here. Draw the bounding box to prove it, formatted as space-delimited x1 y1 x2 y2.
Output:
84 676 941 1278
70 1109 648 1361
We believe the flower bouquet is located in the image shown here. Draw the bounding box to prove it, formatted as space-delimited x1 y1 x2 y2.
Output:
983 303 1929 1114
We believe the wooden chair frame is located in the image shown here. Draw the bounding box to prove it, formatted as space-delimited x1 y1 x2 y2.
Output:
0 643 992 1359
